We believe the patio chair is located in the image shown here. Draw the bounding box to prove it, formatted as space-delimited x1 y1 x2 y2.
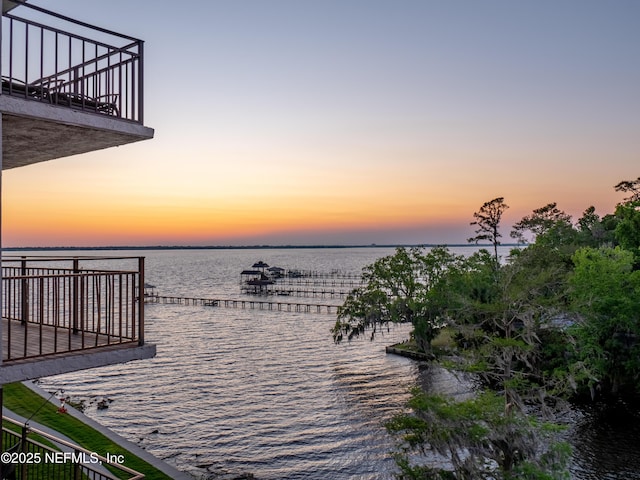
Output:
49 91 119 116
1 76 48 100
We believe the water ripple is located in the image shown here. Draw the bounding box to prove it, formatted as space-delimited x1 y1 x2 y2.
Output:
34 247 640 479
38 248 419 479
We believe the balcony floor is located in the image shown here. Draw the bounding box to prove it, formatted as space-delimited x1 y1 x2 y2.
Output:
1 318 155 384
2 317 136 362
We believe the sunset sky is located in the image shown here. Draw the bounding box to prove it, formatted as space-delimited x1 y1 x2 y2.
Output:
2 0 639 247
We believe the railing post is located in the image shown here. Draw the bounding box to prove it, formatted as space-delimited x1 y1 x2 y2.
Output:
138 40 144 124
138 257 145 345
20 257 28 325
20 425 28 480
72 258 79 334
72 66 80 95
73 448 82 480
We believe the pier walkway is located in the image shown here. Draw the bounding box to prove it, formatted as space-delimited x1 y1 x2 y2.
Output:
271 277 364 287
239 285 351 298
145 295 337 314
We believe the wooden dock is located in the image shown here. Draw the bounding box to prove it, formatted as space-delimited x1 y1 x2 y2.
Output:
285 270 362 280
239 286 350 298
273 278 364 287
145 295 337 314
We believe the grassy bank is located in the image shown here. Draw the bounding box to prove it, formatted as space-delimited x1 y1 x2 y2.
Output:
2 382 173 480
387 328 457 360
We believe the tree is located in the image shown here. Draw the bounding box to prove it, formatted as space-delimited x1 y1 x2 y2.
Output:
388 389 571 480
372 180 640 478
576 206 611 247
387 243 573 480
614 176 640 203
570 246 640 396
613 201 640 257
510 203 572 245
577 206 599 233
468 197 509 267
332 247 463 354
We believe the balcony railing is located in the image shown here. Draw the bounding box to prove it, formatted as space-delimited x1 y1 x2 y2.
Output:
1 256 145 363
1 1 144 123
2 416 144 479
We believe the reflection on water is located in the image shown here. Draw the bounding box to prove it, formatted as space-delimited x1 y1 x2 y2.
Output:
29 247 640 479
570 401 640 480
36 248 418 479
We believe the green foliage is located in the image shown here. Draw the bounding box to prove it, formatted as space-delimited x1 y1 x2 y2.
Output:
576 206 613 247
392 454 458 480
448 250 500 324
388 389 570 480
613 201 640 259
386 240 573 478
569 246 640 395
505 245 572 309
449 251 574 396
333 246 464 353
510 203 572 245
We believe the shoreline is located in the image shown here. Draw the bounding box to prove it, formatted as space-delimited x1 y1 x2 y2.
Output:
20 380 193 480
385 343 434 361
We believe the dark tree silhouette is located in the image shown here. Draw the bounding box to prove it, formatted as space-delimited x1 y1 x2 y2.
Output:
468 197 509 266
510 202 572 244
614 176 640 203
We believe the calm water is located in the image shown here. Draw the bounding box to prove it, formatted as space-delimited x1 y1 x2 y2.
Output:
31 247 640 479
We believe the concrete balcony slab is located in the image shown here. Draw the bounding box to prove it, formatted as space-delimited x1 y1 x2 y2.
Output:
0 342 156 383
0 95 154 169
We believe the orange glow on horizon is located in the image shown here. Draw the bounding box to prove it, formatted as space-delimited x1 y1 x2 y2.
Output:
2 156 627 248
2 195 470 247
2 157 483 246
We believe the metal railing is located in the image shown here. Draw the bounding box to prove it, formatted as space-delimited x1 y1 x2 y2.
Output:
1 256 145 363
1 1 144 122
1 416 144 479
